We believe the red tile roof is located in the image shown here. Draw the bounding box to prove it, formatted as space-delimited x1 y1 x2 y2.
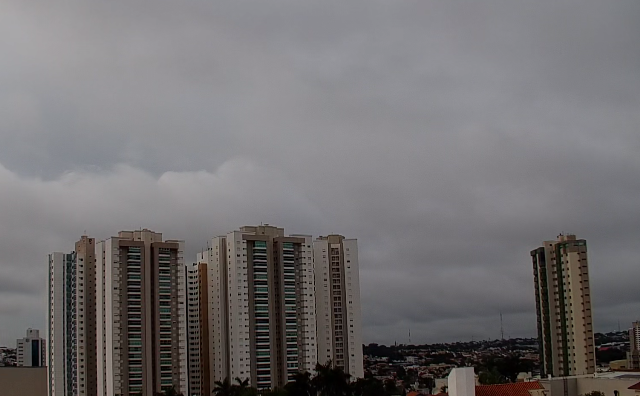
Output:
408 391 420 396
628 381 640 390
475 382 544 396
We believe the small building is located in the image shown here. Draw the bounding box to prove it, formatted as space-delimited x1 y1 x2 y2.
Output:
611 360 629 370
16 328 45 367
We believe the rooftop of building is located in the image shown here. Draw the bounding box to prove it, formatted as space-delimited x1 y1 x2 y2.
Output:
475 382 544 396
628 382 640 390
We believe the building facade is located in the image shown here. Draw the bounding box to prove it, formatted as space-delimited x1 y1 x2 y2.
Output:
17 328 45 367
184 260 214 396
314 235 364 379
188 225 317 390
531 234 595 377
628 321 640 369
95 229 188 396
48 236 97 396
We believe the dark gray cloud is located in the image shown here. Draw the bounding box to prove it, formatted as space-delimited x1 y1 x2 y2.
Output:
0 0 639 346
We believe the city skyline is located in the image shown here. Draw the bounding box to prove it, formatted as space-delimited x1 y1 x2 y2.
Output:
1 0 640 347
3 223 638 348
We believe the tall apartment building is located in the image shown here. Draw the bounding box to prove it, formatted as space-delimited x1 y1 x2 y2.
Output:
16 328 45 367
314 235 364 379
628 321 640 369
187 225 317 390
95 229 188 396
184 260 214 396
531 234 595 377
48 236 97 396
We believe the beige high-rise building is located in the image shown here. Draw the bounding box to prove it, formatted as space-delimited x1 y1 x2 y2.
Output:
184 260 215 396
531 234 595 377
95 229 188 396
48 236 97 396
314 235 364 379
187 225 317 390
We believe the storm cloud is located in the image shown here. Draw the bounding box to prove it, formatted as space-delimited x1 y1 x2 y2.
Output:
1 0 639 346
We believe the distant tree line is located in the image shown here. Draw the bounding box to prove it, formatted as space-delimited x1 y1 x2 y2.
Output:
476 355 535 385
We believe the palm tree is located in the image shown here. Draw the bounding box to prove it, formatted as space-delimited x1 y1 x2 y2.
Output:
234 377 252 396
285 371 314 396
214 378 235 396
313 361 351 396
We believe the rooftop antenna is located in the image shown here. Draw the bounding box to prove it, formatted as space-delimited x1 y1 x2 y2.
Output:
409 329 411 344
618 320 621 332
500 312 505 341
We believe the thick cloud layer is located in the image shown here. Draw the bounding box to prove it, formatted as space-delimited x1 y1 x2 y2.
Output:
0 0 639 346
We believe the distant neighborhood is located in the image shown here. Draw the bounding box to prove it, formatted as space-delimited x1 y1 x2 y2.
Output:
362 331 631 393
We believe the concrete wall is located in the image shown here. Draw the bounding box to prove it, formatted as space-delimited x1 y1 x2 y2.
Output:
576 377 637 396
0 367 47 396
449 367 476 396
541 376 639 396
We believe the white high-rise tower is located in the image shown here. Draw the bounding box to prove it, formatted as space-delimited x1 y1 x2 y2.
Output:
95 229 188 396
48 236 97 396
187 225 317 390
314 235 364 379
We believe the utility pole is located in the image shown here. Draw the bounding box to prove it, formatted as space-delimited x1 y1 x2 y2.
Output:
500 312 505 341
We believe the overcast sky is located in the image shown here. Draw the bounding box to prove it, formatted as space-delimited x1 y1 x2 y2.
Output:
1 0 639 347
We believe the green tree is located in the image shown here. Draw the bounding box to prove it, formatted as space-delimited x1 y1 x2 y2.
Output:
261 387 289 396
285 371 314 396
478 367 506 385
157 385 184 396
313 361 352 396
478 354 532 383
582 392 605 396
418 377 435 395
351 377 385 396
234 378 250 395
383 379 398 396
214 378 235 396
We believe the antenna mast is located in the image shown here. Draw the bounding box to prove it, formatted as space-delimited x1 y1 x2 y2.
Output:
500 312 504 341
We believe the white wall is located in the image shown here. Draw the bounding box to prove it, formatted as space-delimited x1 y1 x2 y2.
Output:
186 262 202 396
95 242 106 396
343 239 364 379
448 367 475 396
176 243 189 396
48 252 67 396
291 234 318 374
314 239 333 368
226 231 251 383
